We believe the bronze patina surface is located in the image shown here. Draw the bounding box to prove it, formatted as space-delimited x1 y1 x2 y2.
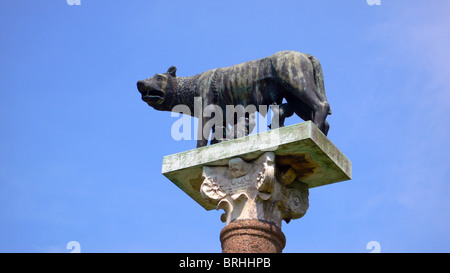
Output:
137 51 332 147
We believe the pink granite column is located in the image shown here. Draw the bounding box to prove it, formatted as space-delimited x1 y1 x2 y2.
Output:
220 219 286 253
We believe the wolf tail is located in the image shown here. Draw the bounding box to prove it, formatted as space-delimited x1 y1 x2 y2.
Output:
306 54 331 115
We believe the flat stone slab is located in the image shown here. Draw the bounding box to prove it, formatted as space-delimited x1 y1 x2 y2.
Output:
162 121 352 210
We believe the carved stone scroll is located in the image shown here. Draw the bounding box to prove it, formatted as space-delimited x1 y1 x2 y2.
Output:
200 152 309 228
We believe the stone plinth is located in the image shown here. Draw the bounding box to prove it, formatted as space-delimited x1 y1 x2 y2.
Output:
161 121 351 253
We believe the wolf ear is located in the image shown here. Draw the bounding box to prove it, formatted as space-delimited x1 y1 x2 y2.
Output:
167 66 177 77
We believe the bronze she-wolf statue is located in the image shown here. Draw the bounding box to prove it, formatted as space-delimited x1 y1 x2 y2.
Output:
137 51 331 147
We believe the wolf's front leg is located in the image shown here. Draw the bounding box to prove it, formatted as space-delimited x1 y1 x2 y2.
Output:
196 115 210 148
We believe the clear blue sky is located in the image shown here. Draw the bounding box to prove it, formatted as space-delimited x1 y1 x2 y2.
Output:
0 0 448 253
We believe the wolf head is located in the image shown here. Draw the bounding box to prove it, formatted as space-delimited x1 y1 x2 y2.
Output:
137 66 177 110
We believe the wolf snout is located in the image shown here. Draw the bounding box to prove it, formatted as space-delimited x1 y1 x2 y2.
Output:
137 80 146 94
